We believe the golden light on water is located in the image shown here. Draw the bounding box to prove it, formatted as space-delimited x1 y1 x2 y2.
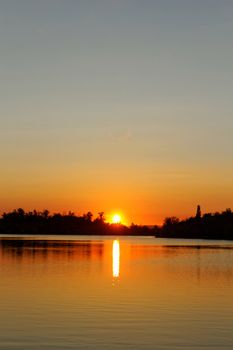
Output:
112 240 120 278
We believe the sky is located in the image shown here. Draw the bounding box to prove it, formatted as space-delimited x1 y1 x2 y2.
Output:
0 0 233 224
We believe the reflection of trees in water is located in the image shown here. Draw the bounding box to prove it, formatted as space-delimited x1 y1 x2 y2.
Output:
131 244 233 255
0 239 104 262
130 244 233 281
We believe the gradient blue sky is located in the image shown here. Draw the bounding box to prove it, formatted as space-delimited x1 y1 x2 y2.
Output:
1 0 233 224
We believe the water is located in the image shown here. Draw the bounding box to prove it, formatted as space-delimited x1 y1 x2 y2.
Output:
0 235 232 350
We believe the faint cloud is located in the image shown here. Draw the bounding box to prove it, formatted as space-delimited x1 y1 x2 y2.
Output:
106 127 132 142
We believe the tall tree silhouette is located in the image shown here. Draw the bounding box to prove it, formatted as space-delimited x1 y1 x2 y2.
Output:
196 205 201 219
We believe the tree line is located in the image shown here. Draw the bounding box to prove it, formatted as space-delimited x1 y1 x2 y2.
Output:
0 208 151 236
0 206 232 239
157 206 233 240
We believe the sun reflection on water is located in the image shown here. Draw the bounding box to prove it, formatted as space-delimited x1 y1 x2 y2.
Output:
112 240 120 278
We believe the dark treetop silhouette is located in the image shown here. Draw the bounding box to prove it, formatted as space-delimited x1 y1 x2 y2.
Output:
0 209 148 236
156 206 233 240
0 206 232 240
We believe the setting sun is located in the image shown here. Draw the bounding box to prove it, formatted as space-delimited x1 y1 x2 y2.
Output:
112 214 121 224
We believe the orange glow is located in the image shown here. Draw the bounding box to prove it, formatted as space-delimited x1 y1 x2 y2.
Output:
1 166 233 225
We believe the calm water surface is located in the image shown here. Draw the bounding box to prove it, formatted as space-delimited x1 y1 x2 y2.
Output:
0 235 232 350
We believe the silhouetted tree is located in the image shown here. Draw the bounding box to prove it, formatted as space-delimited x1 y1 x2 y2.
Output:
83 211 93 222
17 208 25 217
97 212 105 222
163 217 179 226
196 205 201 219
42 209 49 219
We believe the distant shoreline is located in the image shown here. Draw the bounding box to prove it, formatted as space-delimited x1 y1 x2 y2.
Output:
0 207 232 240
0 232 232 241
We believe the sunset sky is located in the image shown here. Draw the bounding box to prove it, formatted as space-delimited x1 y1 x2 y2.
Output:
1 0 233 224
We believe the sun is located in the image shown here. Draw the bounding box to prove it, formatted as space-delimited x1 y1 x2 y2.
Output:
112 214 121 224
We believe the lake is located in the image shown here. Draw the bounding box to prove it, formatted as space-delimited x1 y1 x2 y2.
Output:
0 235 232 350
